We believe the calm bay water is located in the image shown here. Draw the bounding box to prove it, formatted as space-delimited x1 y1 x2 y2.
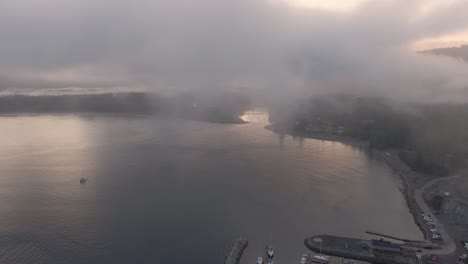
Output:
0 112 422 264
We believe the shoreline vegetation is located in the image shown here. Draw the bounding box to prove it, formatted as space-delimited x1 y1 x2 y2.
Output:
268 95 468 177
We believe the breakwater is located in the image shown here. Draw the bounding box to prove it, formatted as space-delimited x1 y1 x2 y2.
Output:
305 235 419 264
224 238 248 264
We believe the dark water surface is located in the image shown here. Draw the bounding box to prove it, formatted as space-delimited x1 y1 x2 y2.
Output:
0 113 422 264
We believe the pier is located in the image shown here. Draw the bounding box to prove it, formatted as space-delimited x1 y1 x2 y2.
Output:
305 235 419 264
365 230 425 243
224 238 248 264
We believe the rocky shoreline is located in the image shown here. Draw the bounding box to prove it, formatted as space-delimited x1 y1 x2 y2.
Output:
378 150 432 241
224 239 248 264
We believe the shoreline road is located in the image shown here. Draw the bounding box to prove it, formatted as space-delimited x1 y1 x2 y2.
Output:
414 175 459 256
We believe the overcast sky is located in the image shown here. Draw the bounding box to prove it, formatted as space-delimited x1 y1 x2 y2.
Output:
1 0 468 102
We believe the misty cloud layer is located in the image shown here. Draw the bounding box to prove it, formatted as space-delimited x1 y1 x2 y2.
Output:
1 0 468 102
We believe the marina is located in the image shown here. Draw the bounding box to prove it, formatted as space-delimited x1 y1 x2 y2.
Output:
305 235 419 264
223 238 366 264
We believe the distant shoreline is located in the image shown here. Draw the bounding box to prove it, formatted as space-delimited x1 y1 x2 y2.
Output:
0 112 153 117
264 123 368 147
0 112 248 125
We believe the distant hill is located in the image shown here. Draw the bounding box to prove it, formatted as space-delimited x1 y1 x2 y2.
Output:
421 45 468 62
0 91 251 124
0 92 157 114
0 93 155 114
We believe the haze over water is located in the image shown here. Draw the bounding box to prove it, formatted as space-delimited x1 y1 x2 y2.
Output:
0 112 422 264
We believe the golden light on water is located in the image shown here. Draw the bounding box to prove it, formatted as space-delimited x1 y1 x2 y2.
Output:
0 116 95 180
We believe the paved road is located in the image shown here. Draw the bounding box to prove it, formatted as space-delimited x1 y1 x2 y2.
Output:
381 150 458 257
414 175 458 256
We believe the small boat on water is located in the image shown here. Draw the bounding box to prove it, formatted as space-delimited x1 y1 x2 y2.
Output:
300 253 309 264
266 245 274 264
80 168 88 183
257 257 263 264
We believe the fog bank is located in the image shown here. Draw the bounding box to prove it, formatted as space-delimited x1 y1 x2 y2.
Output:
1 0 468 102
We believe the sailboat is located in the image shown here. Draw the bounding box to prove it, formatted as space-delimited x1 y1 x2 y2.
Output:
265 244 274 264
80 168 87 183
300 253 309 264
264 232 274 264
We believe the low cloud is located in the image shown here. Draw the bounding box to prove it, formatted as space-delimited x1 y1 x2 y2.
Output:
1 0 468 102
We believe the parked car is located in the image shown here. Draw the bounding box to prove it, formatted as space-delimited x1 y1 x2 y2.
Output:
462 241 468 250
457 254 468 264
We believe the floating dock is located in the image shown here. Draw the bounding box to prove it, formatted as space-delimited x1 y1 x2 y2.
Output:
305 235 419 264
225 238 248 264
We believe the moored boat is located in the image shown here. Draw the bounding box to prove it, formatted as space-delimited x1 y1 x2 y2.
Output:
80 168 87 183
266 245 274 264
312 255 330 264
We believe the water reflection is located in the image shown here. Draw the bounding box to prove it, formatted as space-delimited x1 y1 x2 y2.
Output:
0 114 423 264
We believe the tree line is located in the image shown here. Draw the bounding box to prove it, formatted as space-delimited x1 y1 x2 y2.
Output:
269 94 468 176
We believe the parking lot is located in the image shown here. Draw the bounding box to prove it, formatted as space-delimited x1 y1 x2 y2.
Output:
421 212 442 241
